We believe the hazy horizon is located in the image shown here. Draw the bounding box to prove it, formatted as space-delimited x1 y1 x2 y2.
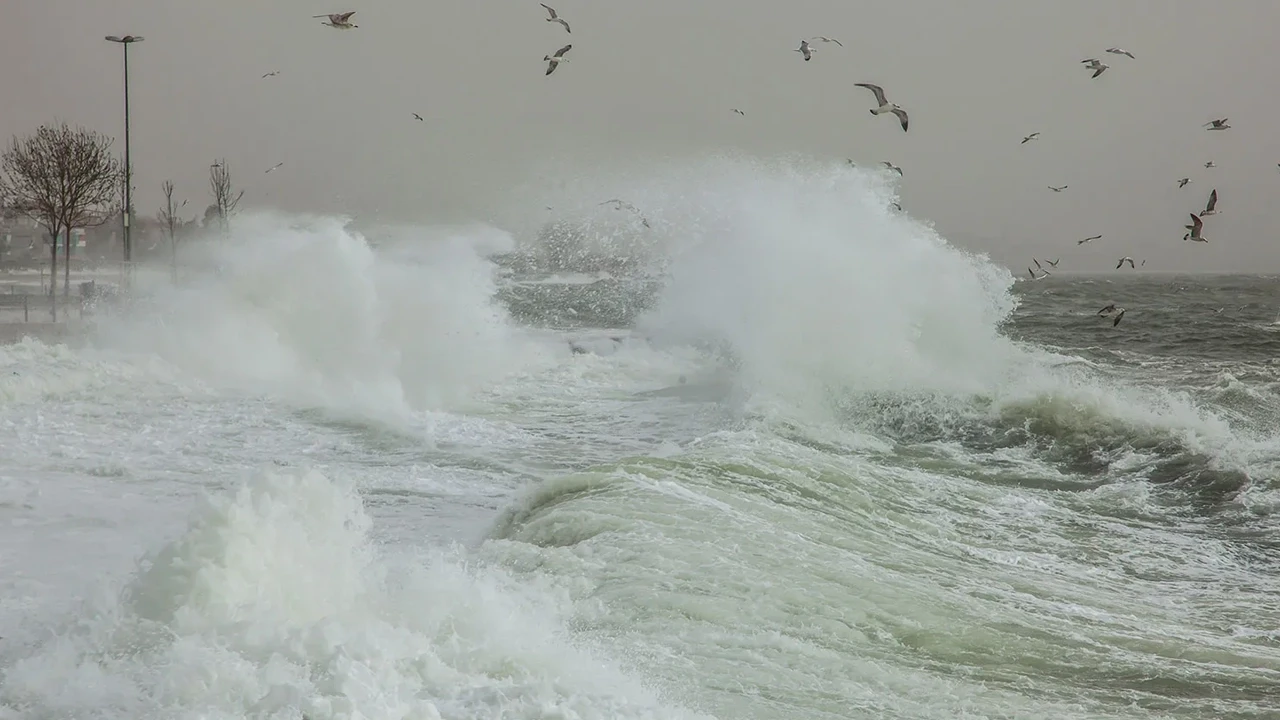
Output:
5 0 1279 274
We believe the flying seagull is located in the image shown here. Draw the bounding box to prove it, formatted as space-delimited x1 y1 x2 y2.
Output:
540 4 571 33
795 40 815 61
265 162 283 173
1082 58 1109 78
413 113 424 121
1177 177 1190 188
854 83 909 132
1098 304 1126 325
1116 256 1135 269
1204 161 1216 169
1021 132 1040 144
314 12 357 29
1204 118 1231 130
731 108 745 116
1199 188 1218 216
1106 47 1136 58
1185 213 1208 242
1045 258 1060 267
809 36 843 47
882 161 903 176
1095 302 1126 325
1078 234 1102 245
544 44 572 75
262 71 280 79
600 198 651 228
1027 266 1051 281
1048 185 1068 192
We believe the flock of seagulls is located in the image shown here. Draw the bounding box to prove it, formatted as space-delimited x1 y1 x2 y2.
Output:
998 46 1262 330
292 9 1275 332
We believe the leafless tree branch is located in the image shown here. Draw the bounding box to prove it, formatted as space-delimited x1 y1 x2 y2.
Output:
157 179 190 280
208 159 243 233
0 122 122 304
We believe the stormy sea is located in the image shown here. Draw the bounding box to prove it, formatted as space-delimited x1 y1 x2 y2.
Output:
2 158 1277 720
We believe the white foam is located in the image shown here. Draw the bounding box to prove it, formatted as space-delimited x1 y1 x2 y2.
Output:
84 212 555 426
0 468 708 719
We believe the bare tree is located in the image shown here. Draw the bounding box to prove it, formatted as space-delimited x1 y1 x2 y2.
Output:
0 123 121 314
157 179 190 280
208 159 243 233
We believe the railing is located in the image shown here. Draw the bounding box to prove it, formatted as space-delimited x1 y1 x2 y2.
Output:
0 292 33 322
0 288 96 322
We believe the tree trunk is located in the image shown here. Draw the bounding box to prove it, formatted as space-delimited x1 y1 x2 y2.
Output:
48 229 58 321
62 229 72 298
170 230 178 282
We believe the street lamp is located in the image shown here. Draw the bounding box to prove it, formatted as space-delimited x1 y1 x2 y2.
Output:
105 34 143 264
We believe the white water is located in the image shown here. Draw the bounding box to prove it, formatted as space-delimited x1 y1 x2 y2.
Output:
2 156 1278 719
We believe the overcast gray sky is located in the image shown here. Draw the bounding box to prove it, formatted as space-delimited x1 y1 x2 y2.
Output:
5 0 1279 274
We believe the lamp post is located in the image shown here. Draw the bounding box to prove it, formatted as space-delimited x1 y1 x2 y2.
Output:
105 34 143 264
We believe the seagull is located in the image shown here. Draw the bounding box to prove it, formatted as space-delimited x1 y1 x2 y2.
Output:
1204 118 1231 130
890 202 902 212
413 113 424 121
1204 161 1216 169
1027 267 1051 281
1177 177 1190 188
540 4 571 33
1106 47 1136 58
262 71 280 79
854 83 909 132
265 162 284 173
731 108 745 116
1097 304 1126 326
1078 234 1102 245
1048 185 1068 192
1185 213 1208 242
1116 256 1135 269
1021 132 1040 144
1081 58 1109 78
1199 188 1218 216
600 198 651 228
809 36 843 47
795 40 815 61
314 12 357 29
544 44 572 75
1045 258 1060 267
882 161 903 176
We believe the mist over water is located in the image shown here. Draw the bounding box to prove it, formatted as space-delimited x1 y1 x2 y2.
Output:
2 156 1278 719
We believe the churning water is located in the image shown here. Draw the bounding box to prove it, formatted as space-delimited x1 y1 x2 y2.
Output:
2 156 1278 720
